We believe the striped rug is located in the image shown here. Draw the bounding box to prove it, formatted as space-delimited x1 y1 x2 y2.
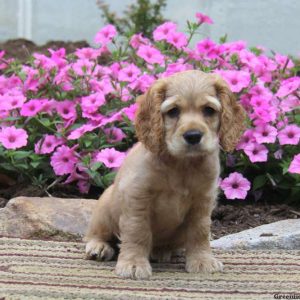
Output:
0 237 299 299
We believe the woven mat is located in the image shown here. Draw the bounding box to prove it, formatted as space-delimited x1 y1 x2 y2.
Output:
0 237 299 299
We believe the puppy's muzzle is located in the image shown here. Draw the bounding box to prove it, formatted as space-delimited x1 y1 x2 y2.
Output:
183 130 203 145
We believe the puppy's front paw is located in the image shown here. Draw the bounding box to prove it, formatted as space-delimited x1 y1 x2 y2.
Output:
85 239 115 261
115 259 152 280
186 255 223 274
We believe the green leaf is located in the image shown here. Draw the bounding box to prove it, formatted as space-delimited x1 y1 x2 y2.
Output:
102 172 116 186
13 151 32 160
81 155 91 166
39 118 51 127
91 162 103 172
0 163 16 172
83 139 93 148
2 116 21 122
253 175 268 191
281 160 291 175
14 163 29 170
30 161 40 168
86 169 104 187
219 34 228 44
294 113 300 125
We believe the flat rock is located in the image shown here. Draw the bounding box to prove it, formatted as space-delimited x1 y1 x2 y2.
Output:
211 219 300 250
0 196 96 240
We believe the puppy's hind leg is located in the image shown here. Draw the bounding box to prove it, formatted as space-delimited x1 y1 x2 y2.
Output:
84 186 116 261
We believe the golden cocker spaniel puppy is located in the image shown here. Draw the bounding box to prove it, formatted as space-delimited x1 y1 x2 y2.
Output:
84 70 246 279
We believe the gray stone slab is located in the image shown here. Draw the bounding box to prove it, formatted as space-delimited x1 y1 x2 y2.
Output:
211 219 300 250
0 196 96 240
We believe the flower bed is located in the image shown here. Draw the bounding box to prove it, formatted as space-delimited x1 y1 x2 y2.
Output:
0 12 299 203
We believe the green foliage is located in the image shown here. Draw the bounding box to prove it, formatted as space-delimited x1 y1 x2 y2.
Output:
96 0 167 38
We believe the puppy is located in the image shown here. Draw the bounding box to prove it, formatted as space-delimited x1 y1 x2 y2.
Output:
84 70 246 279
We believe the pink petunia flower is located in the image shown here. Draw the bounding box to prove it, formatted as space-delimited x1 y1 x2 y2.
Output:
0 50 7 70
249 84 273 101
82 110 104 122
276 77 300 98
35 134 64 154
251 106 278 124
104 127 126 143
137 45 165 65
252 63 272 83
48 48 67 69
121 104 137 122
238 49 259 67
195 12 213 25
94 24 117 45
196 38 216 56
118 64 141 82
95 148 126 169
253 124 277 144
161 59 193 77
64 165 88 184
75 47 103 60
280 95 300 113
259 55 277 72
236 129 255 150
129 33 150 49
33 53 57 71
222 40 247 54
166 31 188 49
23 67 40 91
277 125 300 145
217 70 251 93
220 172 251 200
68 124 97 140
39 99 56 115
0 126 28 149
81 92 106 113
89 78 114 95
0 92 24 111
250 95 270 110
72 59 93 76
77 180 91 194
54 66 73 91
20 99 44 117
119 87 131 102
129 74 155 93
50 145 79 175
275 54 294 69
288 154 300 174
153 22 177 41
244 143 268 162
55 101 77 120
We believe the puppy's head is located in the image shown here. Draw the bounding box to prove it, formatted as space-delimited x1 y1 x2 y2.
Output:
135 70 246 157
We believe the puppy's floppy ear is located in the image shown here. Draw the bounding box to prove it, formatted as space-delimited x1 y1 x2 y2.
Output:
214 75 247 152
135 80 167 154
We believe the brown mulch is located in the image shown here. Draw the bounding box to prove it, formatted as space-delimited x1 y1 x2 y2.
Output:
0 38 89 62
211 203 299 239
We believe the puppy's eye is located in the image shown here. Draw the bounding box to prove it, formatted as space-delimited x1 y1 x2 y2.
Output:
167 107 180 118
203 106 216 117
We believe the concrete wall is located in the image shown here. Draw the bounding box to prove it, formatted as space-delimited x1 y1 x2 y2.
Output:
0 0 299 55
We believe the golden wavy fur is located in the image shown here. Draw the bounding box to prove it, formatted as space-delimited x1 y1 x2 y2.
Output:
84 70 246 279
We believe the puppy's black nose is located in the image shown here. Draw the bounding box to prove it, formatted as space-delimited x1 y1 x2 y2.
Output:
183 130 203 145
